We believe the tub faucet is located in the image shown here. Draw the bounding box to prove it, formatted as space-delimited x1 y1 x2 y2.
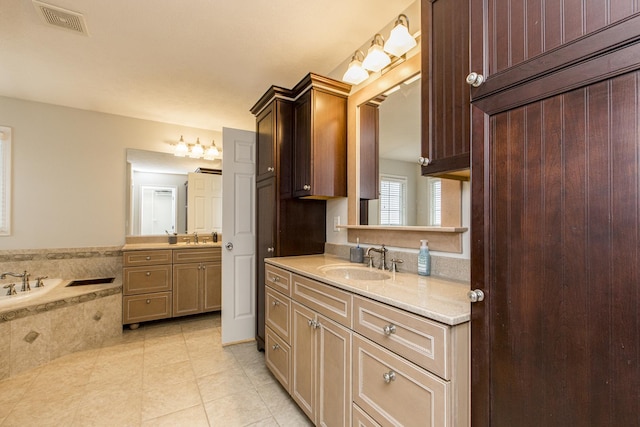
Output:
366 245 388 271
0 271 30 291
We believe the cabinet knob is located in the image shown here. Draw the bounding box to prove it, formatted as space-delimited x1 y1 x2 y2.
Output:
383 371 396 383
272 343 280 351
383 324 396 335
267 247 274 253
466 72 485 87
270 276 280 283
145 271 151 276
145 256 151 260
307 319 319 329
272 300 280 307
303 184 311 191
468 289 485 303
418 157 431 166
145 299 151 304
267 166 275 172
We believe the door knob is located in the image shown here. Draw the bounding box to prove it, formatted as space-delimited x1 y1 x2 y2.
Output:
466 72 485 87
225 242 233 251
468 289 485 303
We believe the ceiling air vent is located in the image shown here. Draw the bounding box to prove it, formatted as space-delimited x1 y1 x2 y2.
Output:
32 1 89 36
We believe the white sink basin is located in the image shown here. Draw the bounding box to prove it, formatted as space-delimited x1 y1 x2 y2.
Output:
319 265 390 281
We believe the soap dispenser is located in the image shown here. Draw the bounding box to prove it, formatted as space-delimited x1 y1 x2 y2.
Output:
418 240 431 276
350 238 364 263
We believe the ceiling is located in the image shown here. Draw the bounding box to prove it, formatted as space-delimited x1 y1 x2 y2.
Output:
0 0 416 132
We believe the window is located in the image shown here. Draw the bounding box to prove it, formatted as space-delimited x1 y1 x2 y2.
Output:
0 126 11 236
379 174 406 226
430 178 442 226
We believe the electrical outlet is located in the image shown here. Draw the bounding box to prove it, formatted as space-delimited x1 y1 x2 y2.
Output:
333 216 340 232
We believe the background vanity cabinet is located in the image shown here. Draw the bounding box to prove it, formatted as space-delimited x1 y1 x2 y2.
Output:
122 250 173 325
122 247 221 327
172 247 221 317
292 74 351 199
420 0 471 177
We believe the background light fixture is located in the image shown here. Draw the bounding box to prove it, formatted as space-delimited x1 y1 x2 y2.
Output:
204 140 220 160
188 137 204 158
342 50 369 85
174 135 189 157
384 14 417 57
362 34 391 72
173 136 220 159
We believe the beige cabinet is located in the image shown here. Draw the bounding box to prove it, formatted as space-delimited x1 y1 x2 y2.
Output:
264 261 470 427
122 247 221 327
123 249 173 325
173 248 221 317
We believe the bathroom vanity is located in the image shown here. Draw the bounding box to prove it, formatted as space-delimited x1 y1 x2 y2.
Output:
264 254 470 427
121 242 221 327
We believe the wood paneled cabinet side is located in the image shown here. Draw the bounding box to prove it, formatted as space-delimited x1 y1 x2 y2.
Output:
292 74 351 198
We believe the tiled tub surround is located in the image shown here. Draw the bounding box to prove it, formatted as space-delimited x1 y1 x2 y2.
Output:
0 247 123 380
325 242 470 283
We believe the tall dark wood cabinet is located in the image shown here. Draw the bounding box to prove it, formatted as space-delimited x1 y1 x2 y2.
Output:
420 0 471 177
468 1 640 425
251 75 348 350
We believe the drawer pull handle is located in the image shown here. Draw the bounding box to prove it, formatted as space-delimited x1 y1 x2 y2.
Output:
145 256 151 260
270 276 280 282
383 371 396 383
145 299 151 304
272 343 280 351
272 300 280 307
145 272 151 276
383 324 396 335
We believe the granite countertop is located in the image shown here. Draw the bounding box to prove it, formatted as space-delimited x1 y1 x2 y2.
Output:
266 254 470 326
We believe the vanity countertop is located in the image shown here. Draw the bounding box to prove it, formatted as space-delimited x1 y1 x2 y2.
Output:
266 254 470 326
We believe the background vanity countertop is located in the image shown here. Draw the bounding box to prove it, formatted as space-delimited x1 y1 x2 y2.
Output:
266 254 470 326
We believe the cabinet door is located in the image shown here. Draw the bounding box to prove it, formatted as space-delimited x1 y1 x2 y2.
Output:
291 301 316 422
421 0 470 175
256 177 276 349
316 315 351 427
256 102 275 182
293 91 312 197
202 260 221 312
172 262 202 317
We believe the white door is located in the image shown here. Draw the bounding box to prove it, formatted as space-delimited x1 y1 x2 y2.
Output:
187 172 222 233
221 127 256 345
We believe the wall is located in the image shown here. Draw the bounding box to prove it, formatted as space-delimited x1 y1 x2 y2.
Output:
0 96 220 250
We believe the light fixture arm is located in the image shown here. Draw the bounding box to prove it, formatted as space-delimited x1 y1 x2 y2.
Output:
395 14 410 30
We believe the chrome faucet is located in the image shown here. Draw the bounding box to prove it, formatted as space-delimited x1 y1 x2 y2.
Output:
366 245 388 270
1 271 30 291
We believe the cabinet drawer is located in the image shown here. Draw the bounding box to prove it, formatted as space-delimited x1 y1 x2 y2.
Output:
123 250 172 267
353 335 448 427
123 292 172 324
123 265 172 295
292 273 352 328
173 248 220 264
265 264 291 295
265 326 291 393
265 286 290 343
352 403 381 427
354 296 450 380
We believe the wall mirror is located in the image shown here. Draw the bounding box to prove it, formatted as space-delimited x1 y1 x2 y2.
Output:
126 149 222 236
359 74 441 227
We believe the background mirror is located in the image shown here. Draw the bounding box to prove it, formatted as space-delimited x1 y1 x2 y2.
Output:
360 75 440 226
126 149 222 236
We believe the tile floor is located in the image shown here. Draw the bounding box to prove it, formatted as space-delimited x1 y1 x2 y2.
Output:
0 313 312 426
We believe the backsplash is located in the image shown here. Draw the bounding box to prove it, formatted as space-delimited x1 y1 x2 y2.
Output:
325 242 470 283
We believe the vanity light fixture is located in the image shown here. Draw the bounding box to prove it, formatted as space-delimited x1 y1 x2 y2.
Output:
174 135 189 157
383 14 417 57
189 137 204 158
342 50 369 85
204 140 220 160
362 34 391 73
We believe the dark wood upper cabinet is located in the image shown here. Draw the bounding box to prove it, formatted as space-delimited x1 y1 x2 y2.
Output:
292 73 351 198
420 0 471 177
